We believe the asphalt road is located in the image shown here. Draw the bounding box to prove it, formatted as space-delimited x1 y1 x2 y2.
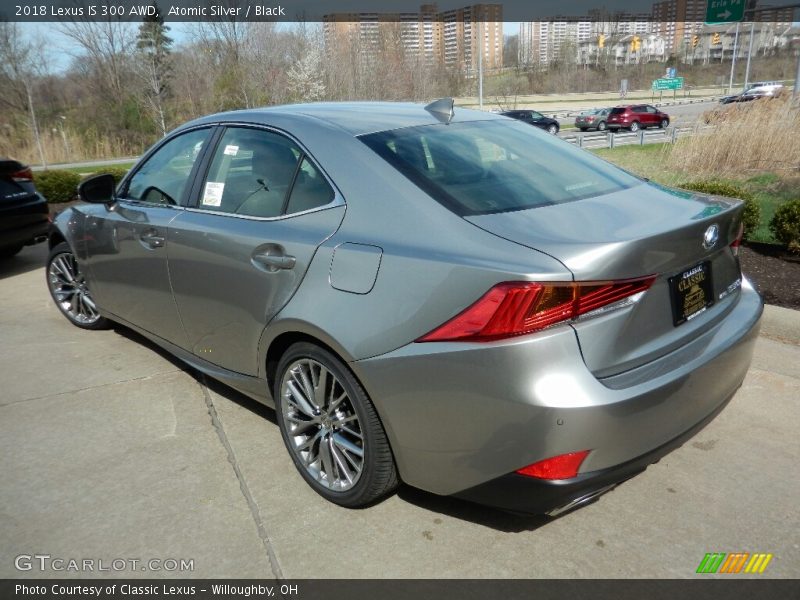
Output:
1 243 798 579
557 100 716 132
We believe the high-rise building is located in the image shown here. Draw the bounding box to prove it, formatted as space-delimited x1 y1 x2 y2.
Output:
651 0 706 55
323 4 503 72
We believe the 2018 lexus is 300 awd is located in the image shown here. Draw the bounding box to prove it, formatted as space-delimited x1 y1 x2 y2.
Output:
46 100 762 515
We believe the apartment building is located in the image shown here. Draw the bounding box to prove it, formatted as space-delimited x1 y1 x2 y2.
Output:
323 3 503 72
651 0 706 54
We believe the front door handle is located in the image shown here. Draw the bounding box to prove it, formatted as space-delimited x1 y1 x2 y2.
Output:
252 252 296 272
139 230 165 249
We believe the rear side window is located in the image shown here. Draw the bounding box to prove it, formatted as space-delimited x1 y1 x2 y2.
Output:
195 127 334 218
360 120 640 216
610 107 626 115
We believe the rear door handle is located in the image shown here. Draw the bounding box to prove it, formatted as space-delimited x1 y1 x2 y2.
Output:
140 230 165 249
252 252 296 271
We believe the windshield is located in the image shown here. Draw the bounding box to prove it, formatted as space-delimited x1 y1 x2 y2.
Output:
359 119 640 216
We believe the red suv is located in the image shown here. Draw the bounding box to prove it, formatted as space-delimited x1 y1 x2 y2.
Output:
606 105 670 132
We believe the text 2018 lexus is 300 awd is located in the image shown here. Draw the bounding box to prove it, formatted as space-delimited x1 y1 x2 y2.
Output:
46 101 762 515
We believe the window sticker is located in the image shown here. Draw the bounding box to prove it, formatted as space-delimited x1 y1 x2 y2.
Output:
202 182 225 207
223 144 239 156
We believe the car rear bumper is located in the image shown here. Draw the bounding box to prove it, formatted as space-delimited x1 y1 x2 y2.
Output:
353 278 762 511
0 195 49 249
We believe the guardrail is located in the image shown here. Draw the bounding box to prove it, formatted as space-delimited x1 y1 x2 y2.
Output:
559 125 714 149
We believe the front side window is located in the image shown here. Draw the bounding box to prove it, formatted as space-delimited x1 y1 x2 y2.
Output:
360 119 640 216
125 128 210 205
195 127 335 219
531 111 544 120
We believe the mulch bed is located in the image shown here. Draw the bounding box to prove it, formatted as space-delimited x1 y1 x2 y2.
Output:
739 243 800 310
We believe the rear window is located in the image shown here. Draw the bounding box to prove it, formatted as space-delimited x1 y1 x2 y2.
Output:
610 107 626 114
359 119 640 216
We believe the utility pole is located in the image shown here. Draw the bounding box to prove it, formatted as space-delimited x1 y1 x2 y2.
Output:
743 21 755 90
478 20 484 110
728 22 740 94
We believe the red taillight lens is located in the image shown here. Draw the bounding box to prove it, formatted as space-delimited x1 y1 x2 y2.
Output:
417 276 655 343
11 167 33 182
586 116 595 122
730 222 744 257
516 450 591 480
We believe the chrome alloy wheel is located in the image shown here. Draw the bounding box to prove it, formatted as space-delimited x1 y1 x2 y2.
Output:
280 358 365 491
48 251 101 325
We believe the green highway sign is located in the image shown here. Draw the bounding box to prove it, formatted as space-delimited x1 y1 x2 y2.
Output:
705 0 745 25
652 77 685 91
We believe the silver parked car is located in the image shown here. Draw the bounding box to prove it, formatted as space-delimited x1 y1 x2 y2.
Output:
574 107 611 131
46 101 762 515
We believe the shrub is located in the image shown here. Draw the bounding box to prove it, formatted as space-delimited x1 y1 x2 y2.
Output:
679 180 761 238
34 170 82 204
100 166 130 186
769 199 800 253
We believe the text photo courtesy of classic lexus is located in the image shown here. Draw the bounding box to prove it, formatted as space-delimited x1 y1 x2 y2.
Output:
45 99 762 516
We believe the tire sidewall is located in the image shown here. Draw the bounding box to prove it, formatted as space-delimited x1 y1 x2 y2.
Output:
273 342 387 507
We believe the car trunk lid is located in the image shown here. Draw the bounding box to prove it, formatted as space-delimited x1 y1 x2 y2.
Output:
0 159 38 207
465 182 746 376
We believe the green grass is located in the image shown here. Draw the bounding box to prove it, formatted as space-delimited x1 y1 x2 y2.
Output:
590 144 793 244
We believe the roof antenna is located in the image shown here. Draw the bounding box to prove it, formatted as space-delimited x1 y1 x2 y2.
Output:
424 98 455 124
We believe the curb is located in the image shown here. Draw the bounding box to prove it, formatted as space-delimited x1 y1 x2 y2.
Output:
760 304 800 346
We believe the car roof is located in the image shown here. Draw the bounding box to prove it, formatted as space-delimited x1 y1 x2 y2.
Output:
187 101 503 136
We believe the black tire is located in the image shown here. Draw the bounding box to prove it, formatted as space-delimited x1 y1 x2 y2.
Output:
578 127 587 132
629 121 640 132
46 242 110 330
660 118 669 129
547 124 559 135
597 121 607 131
0 245 23 259
274 342 398 507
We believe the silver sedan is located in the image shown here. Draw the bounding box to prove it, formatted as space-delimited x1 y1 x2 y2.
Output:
46 100 762 515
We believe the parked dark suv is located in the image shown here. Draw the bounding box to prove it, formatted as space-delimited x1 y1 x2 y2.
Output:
1 158 49 258
606 105 670 132
500 110 560 135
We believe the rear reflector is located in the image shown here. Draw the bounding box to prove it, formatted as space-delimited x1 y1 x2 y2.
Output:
11 167 33 182
730 222 744 257
417 276 655 342
516 450 591 480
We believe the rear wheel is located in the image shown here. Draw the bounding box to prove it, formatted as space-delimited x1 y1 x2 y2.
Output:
275 342 398 507
629 121 640 132
46 242 109 330
579 127 587 132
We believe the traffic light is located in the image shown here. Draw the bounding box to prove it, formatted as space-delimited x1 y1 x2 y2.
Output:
692 35 699 48
598 34 605 49
712 33 721 45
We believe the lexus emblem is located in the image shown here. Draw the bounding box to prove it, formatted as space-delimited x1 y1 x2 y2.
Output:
703 224 719 250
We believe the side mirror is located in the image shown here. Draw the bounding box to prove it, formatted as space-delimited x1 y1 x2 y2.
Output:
78 173 116 204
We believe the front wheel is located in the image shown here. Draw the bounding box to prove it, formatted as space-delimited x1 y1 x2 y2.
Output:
597 121 607 131
547 124 559 135
46 242 109 330
660 118 670 129
275 342 398 507
629 121 640 132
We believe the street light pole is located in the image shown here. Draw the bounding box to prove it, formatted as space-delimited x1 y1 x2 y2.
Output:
743 21 755 90
478 20 484 110
728 22 740 94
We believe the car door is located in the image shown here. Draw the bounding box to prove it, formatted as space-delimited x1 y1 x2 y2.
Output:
83 127 213 345
644 105 660 126
167 125 345 376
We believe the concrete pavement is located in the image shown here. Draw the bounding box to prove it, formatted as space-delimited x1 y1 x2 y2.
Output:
1 243 798 579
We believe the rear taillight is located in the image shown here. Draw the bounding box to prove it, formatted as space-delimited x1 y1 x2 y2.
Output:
730 222 744 257
516 450 591 480
11 167 33 182
417 276 656 343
